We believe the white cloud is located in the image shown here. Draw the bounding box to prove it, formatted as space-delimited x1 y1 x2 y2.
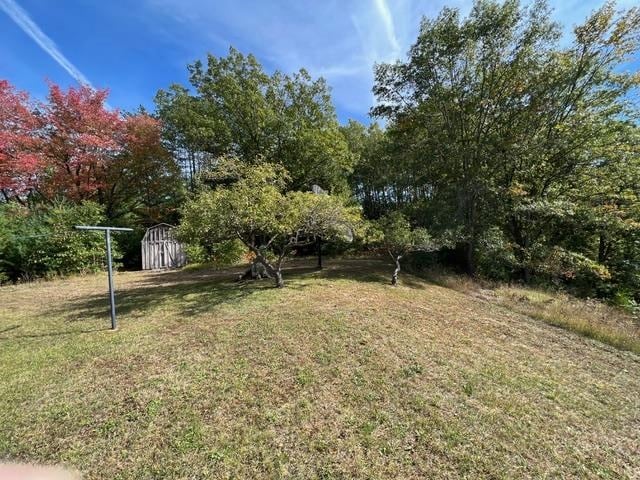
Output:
373 0 401 56
146 0 388 115
0 0 93 87
143 0 625 120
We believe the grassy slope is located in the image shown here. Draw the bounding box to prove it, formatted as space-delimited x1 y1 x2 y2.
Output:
422 273 640 355
0 258 638 479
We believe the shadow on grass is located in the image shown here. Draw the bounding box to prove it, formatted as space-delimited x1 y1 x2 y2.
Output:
21 257 430 329
132 257 410 291
0 325 21 335
55 277 269 323
131 266 242 289
310 257 430 289
0 326 107 340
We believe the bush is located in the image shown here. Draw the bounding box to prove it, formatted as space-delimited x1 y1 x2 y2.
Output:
611 291 640 318
212 239 248 266
0 201 112 282
183 243 208 265
183 240 248 268
113 226 144 270
476 227 518 281
537 246 611 297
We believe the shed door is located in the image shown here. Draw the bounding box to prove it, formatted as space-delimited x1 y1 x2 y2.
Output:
160 241 169 268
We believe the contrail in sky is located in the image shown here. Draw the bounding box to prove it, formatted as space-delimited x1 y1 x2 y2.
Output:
373 0 400 55
0 0 94 87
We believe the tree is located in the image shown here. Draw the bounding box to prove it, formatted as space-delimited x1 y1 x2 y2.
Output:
0 80 42 202
37 83 123 202
559 129 640 299
373 0 562 274
156 48 356 193
1 79 184 271
341 120 393 218
103 113 184 225
376 211 438 285
5 82 181 220
369 0 640 298
154 84 218 188
494 2 640 283
178 160 359 287
0 200 110 282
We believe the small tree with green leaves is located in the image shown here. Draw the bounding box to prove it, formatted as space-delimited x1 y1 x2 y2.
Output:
178 161 359 288
376 212 438 286
0 200 110 282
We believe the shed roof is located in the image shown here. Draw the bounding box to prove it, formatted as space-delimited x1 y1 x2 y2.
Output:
142 223 179 242
145 223 175 231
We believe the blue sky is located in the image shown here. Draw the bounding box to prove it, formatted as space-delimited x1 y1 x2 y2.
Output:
0 0 636 124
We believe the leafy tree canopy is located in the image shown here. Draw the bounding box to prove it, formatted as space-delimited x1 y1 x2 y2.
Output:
156 48 356 193
178 159 360 287
367 0 640 298
374 211 440 285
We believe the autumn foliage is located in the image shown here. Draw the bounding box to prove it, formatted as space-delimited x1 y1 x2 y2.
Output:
0 80 42 198
39 83 123 201
0 80 168 205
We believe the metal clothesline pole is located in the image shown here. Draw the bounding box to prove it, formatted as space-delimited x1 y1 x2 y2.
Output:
75 226 133 330
311 184 327 270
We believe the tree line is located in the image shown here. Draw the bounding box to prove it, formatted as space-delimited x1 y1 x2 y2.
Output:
0 0 638 306
351 0 640 303
0 82 184 279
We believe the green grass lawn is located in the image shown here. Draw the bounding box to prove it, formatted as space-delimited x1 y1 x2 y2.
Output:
0 258 638 479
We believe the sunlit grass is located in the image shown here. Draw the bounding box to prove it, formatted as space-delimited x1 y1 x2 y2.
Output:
493 286 640 354
0 258 638 479
421 269 640 355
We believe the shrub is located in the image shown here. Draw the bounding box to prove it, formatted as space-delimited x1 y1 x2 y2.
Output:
0 201 111 282
611 291 640 318
537 246 611 296
183 240 247 267
476 227 518 281
212 239 248 266
183 243 208 265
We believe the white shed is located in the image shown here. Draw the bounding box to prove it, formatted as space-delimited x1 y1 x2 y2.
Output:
141 223 186 270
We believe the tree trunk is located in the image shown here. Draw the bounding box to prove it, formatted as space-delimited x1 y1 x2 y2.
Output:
237 258 272 281
598 233 608 263
316 237 323 270
465 241 475 276
508 215 531 283
522 266 531 284
256 254 284 288
242 241 289 289
274 269 284 288
461 185 477 276
391 255 401 286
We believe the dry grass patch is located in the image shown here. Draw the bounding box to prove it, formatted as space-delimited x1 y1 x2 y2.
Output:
493 286 640 355
421 269 640 355
0 258 639 479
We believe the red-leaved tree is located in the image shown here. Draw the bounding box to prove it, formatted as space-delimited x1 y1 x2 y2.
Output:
38 83 123 202
1 80 181 223
0 80 42 202
104 113 183 222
